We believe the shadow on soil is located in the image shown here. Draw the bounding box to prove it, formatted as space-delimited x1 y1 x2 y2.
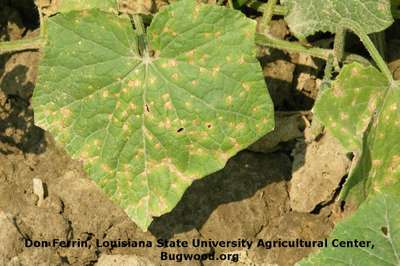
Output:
149 151 292 239
0 58 45 155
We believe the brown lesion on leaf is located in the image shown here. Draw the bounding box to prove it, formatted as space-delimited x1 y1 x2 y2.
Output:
351 67 360 77
388 155 400 173
340 112 349 120
332 83 344 97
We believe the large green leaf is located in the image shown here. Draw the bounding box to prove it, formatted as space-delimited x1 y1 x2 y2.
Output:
298 184 400 265
314 62 400 203
281 0 393 39
32 1 274 230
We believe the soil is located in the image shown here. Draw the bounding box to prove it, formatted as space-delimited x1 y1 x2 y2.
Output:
2 1 398 266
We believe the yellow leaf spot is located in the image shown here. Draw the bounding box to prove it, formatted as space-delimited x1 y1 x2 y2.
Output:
163 27 172 34
332 84 344 97
129 103 136 110
164 101 173 110
172 73 179 80
368 98 377 112
164 119 171 129
351 67 360 76
128 80 136 87
212 66 220 76
149 76 157 85
168 59 177 67
372 160 382 167
101 164 111 172
241 82 251 91
236 123 245 130
340 112 349 120
193 5 200 18
226 95 233 105
61 108 71 118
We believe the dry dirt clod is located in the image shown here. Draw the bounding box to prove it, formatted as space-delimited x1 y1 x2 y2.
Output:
387 40 400 80
248 212 332 266
118 0 169 15
97 254 156 266
289 132 351 212
32 178 45 207
248 111 309 153
0 211 24 265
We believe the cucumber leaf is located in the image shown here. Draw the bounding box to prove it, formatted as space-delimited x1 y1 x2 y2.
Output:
314 62 400 204
298 184 400 266
32 1 274 230
281 0 393 39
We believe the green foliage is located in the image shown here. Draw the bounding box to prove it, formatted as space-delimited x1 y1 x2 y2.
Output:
314 63 400 204
298 184 400 266
281 0 393 39
32 1 274 230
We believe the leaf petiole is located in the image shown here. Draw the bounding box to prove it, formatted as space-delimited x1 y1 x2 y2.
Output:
340 19 393 82
0 3 46 53
255 32 334 61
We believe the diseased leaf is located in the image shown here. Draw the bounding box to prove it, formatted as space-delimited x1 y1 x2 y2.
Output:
314 64 387 153
314 63 400 204
281 0 393 39
298 184 400 266
32 1 274 230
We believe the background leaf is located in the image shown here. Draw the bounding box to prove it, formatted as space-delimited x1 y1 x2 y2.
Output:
281 0 393 39
298 184 400 266
32 1 274 230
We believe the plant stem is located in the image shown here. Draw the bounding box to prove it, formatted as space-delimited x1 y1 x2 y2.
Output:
341 19 393 82
333 27 346 62
248 1 288 16
369 31 386 61
0 4 46 53
132 14 147 56
0 37 45 53
259 0 278 32
132 14 146 36
255 33 333 60
227 0 234 8
342 53 371 66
